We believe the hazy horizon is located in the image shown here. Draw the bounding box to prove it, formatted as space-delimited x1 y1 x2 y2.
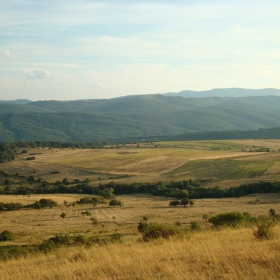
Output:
1 1 280 101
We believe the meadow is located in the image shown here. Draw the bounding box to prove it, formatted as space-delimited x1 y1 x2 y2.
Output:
0 139 280 279
2 139 280 187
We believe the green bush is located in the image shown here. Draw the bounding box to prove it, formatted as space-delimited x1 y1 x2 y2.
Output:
0 230 15 241
137 221 148 233
90 217 98 226
189 221 202 231
110 233 123 242
50 234 70 245
81 210 91 216
208 212 251 228
60 212 66 219
254 220 275 240
253 210 279 240
0 246 30 260
169 200 181 207
38 240 58 253
109 199 122 207
75 235 88 244
141 223 181 242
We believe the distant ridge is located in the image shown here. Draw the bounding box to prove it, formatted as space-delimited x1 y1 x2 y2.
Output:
164 88 280 98
1 93 280 142
0 99 32 104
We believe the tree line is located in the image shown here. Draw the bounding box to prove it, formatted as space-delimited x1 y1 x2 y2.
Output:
1 176 280 200
0 141 110 163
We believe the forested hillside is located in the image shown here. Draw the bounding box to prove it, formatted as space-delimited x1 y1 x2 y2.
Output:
1 93 280 141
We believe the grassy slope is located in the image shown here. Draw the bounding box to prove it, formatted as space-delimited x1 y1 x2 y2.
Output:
0 140 280 278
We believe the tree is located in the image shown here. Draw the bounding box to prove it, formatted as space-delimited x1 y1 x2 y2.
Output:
100 188 114 199
109 199 122 207
181 198 189 207
169 200 181 207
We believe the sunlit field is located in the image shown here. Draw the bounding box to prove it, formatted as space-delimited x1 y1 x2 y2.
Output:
0 226 279 280
0 193 279 246
1 140 280 279
2 139 280 187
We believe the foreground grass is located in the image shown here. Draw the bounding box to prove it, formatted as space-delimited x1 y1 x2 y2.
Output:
0 227 279 279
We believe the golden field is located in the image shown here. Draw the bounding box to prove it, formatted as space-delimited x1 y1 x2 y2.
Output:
0 193 279 246
0 227 279 280
1 139 280 279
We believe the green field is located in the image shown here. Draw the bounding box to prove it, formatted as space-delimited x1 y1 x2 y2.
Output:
2 139 280 188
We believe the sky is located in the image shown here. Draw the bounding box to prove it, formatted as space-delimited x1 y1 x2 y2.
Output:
1 0 280 101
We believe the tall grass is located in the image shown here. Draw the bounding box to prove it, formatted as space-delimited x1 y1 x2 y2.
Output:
0 226 279 279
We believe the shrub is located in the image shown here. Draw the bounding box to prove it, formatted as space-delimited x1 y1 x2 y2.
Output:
142 215 149 221
253 217 275 240
77 196 102 205
0 230 15 241
0 246 30 260
109 199 122 207
138 221 148 233
90 217 98 226
50 234 70 245
189 221 202 231
202 214 209 222
169 200 181 207
38 240 58 253
208 212 250 228
81 210 91 216
141 223 181 242
27 199 57 209
75 235 88 245
26 156 36 160
60 212 66 219
110 233 123 242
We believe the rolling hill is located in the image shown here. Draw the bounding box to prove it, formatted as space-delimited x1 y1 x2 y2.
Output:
1 89 280 142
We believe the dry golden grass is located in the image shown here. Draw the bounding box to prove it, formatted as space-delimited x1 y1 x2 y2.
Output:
1 140 280 278
0 193 279 246
0 226 279 279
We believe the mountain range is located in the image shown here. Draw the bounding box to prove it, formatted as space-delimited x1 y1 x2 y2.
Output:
1 88 280 142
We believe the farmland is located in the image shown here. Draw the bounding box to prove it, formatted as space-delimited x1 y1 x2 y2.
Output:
2 139 280 188
0 193 279 246
0 139 280 279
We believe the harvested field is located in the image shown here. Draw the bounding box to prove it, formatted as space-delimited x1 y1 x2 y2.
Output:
0 193 279 246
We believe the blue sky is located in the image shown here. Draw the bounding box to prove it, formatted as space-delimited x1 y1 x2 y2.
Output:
1 0 280 100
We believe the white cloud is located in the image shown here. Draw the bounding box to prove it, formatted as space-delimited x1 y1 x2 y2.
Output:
4 51 15 58
88 81 106 89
